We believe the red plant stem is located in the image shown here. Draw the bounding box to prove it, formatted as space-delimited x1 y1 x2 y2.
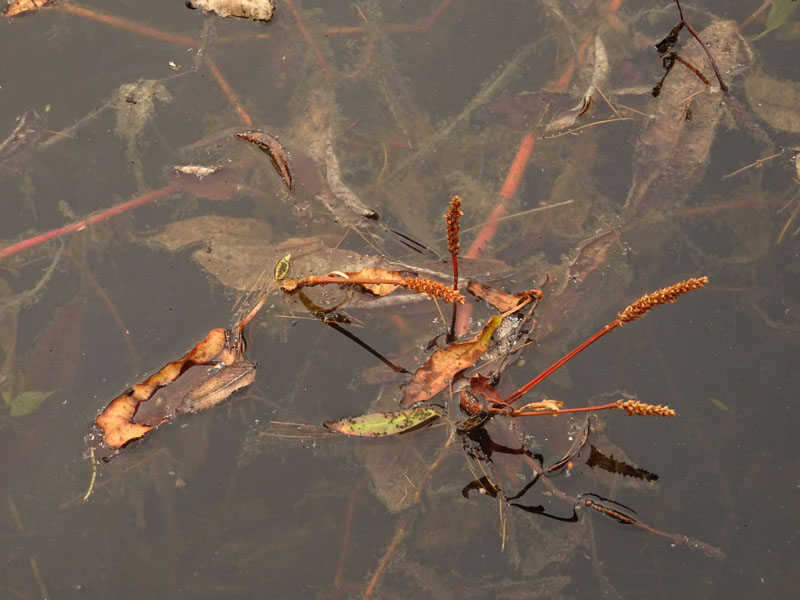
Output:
55 2 200 47
464 132 536 260
284 0 330 79
364 524 406 598
507 402 619 417
455 132 536 336
332 480 364 600
504 319 620 405
551 35 593 93
203 55 253 126
0 184 179 261
294 276 403 286
54 4 253 125
447 254 459 341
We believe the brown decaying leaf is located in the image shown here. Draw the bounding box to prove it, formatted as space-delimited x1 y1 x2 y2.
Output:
466 280 540 313
235 130 292 189
401 315 504 406
187 0 274 21
3 0 53 17
516 398 563 412
95 327 255 451
344 267 405 297
469 374 506 406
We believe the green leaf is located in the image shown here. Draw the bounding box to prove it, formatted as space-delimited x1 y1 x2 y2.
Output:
274 253 291 281
744 69 800 133
8 390 54 417
323 407 440 437
775 19 800 40
766 0 798 32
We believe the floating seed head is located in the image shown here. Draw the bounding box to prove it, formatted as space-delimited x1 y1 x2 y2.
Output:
402 277 465 304
618 276 708 323
615 399 676 417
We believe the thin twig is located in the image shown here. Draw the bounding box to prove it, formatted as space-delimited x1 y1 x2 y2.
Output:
673 0 728 92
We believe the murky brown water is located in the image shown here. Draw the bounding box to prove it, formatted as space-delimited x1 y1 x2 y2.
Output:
1 1 799 598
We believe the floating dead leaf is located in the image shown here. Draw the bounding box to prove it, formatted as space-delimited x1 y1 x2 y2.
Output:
744 69 800 133
343 267 406 296
469 374 505 406
323 407 439 437
3 0 53 17
235 130 292 189
95 327 255 452
516 399 563 412
401 314 505 406
466 280 539 312
186 0 274 21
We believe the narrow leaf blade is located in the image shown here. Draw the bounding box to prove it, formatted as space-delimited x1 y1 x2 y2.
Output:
323 407 439 437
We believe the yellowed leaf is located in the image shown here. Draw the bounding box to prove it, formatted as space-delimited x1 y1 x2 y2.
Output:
3 0 53 18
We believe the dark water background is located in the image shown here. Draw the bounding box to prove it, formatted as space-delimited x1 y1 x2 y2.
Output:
1 1 798 598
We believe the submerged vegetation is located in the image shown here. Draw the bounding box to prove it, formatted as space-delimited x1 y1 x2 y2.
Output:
1 0 799 597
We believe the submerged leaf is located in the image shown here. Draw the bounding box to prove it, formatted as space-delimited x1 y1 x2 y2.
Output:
744 69 800 133
7 389 53 417
765 0 798 36
323 407 439 437
401 315 505 406
625 21 752 213
95 327 254 451
147 219 389 293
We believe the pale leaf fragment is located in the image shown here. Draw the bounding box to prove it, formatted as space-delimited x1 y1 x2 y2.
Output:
3 0 53 17
517 399 563 413
187 0 274 22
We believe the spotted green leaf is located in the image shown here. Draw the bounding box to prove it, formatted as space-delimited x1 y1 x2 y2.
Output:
323 407 439 437
274 253 291 281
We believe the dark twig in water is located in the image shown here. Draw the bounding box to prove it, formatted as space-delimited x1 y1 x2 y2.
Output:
657 0 729 93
